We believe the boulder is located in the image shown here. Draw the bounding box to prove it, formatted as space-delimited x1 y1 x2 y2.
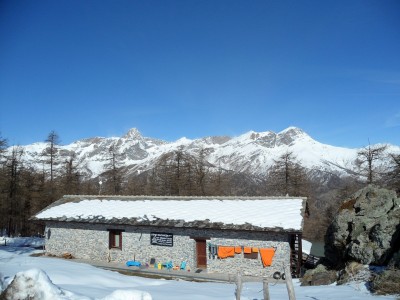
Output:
325 186 400 268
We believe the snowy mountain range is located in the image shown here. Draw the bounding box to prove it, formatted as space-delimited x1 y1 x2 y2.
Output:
7 127 400 181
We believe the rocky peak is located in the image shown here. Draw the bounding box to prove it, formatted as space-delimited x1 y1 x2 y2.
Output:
248 131 277 148
276 127 309 145
123 128 142 140
201 136 231 145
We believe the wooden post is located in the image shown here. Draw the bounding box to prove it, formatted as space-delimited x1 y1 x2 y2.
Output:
284 264 296 300
235 273 242 300
263 278 270 300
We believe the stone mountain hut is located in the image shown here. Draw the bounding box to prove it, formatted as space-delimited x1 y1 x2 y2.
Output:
32 195 307 278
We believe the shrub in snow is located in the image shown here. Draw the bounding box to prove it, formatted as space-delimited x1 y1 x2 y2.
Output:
370 268 400 295
0 268 69 300
102 289 152 300
300 264 337 286
337 262 371 285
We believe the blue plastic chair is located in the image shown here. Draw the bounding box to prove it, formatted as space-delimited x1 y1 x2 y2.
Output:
126 260 141 267
163 261 173 270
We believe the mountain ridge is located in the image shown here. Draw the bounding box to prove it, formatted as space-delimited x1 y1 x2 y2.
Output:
5 127 400 181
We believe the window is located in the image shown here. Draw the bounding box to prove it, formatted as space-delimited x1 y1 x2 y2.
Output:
108 230 123 249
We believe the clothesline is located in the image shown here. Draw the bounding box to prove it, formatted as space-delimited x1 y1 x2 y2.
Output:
208 243 276 267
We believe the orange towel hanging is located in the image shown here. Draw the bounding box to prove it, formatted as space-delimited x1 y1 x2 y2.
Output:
259 248 275 267
218 246 235 259
243 247 252 254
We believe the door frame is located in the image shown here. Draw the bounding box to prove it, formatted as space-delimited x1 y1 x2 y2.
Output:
192 237 209 269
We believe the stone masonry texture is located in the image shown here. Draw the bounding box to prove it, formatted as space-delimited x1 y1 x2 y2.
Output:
45 221 292 277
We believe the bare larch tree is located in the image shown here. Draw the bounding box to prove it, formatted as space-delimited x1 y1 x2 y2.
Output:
355 143 387 184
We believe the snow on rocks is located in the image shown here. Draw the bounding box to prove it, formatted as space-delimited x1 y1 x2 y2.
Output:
0 268 152 300
0 268 73 300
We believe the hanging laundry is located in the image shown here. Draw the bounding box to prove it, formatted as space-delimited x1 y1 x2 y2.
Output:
210 244 217 259
243 247 252 254
234 246 242 254
252 247 259 253
259 248 275 267
217 246 235 259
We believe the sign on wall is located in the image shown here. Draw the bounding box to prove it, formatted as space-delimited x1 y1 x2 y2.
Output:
150 232 173 247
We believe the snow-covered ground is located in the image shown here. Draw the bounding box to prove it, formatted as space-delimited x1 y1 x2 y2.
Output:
0 238 397 300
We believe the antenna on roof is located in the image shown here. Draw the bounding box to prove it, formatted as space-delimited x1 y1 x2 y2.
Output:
99 180 103 195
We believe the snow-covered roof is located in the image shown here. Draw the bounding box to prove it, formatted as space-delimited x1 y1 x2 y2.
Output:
32 195 307 232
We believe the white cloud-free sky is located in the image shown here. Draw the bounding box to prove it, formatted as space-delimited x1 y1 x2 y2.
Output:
0 0 399 148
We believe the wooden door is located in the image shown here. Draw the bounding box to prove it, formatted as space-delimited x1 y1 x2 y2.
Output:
196 239 207 268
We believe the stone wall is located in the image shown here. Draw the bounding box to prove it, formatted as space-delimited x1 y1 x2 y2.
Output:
45 221 291 277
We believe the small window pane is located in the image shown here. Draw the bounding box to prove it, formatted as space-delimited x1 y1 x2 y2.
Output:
114 233 120 247
109 230 122 249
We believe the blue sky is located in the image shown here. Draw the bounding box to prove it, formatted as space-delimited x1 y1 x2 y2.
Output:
0 0 399 148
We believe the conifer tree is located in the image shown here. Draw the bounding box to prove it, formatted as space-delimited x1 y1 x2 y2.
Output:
101 143 123 195
266 151 310 196
43 131 60 185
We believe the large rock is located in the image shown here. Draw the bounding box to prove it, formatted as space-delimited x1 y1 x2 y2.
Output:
325 186 400 268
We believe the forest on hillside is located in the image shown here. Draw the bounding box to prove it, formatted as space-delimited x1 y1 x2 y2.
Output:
1 131 399 241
